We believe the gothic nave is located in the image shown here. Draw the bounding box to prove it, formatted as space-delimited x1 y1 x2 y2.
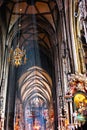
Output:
0 0 87 130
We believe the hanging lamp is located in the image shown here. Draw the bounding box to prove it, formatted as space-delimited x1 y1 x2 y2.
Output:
8 44 27 67
8 8 27 67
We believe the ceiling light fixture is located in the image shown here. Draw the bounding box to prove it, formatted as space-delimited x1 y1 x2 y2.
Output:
8 44 27 67
8 10 27 67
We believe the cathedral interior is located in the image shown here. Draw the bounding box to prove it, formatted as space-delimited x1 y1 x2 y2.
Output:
0 0 87 130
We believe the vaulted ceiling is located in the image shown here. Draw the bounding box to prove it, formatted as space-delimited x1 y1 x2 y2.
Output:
0 0 59 49
18 66 52 103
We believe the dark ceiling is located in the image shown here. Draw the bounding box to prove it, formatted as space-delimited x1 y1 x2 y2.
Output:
0 0 59 50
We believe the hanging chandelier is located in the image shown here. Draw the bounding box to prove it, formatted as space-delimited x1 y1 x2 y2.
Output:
8 44 27 67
